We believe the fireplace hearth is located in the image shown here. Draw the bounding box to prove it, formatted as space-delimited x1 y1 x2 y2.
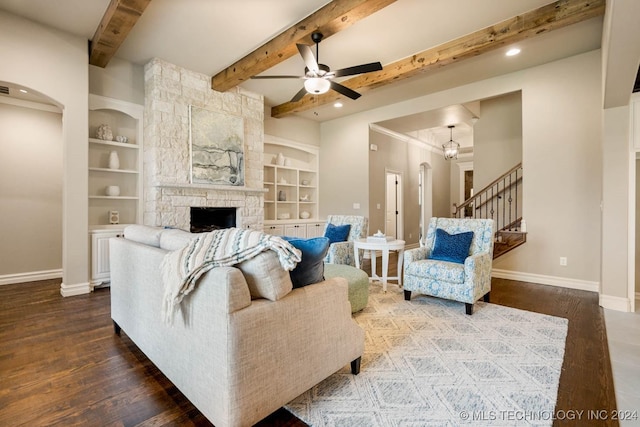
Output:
190 207 237 233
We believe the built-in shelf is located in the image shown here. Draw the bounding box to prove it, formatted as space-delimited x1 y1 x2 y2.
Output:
89 138 140 149
88 94 143 228
89 167 139 174
88 94 144 288
89 196 139 200
264 135 319 222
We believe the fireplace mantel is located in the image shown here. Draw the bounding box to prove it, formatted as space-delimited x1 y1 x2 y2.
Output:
154 182 267 194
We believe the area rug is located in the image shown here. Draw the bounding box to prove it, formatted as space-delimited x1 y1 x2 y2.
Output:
285 284 568 426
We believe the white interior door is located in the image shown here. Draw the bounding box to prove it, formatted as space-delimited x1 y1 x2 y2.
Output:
385 171 403 239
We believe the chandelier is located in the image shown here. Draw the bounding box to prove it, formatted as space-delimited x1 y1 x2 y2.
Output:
442 125 459 160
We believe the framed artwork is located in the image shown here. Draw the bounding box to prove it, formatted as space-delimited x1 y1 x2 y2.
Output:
189 105 244 186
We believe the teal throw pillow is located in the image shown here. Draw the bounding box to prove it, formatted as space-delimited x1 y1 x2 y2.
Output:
282 236 330 288
429 228 474 264
324 223 351 244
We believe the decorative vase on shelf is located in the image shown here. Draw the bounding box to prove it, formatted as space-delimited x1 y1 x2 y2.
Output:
105 185 120 196
276 152 285 166
96 124 113 141
108 150 120 170
278 190 286 201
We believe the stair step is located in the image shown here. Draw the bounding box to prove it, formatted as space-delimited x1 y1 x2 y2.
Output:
494 231 527 259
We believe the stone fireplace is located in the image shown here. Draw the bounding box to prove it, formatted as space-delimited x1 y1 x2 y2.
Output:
143 58 265 231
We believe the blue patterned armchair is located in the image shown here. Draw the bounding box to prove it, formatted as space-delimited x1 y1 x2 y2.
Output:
323 215 368 266
403 217 494 314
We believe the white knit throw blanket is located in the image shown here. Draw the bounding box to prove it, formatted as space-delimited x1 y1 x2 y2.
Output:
161 228 301 324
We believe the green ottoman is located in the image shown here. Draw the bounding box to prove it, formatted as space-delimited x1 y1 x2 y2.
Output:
324 263 369 313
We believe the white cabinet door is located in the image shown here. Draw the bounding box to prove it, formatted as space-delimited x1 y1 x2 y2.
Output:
284 224 306 238
90 228 124 288
263 225 284 236
306 222 326 238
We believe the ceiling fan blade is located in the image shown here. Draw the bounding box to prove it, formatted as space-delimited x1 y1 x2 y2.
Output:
297 44 319 73
250 75 303 79
290 86 308 103
332 62 383 78
330 81 361 100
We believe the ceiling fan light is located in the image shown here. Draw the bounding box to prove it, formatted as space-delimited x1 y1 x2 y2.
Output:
304 77 330 94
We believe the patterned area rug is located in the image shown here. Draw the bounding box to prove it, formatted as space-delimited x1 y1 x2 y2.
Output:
285 284 568 426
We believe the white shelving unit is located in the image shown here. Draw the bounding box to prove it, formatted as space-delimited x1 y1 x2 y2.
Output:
88 94 143 287
263 135 325 237
263 135 319 222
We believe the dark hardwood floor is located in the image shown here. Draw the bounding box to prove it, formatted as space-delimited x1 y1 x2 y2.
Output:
0 258 617 426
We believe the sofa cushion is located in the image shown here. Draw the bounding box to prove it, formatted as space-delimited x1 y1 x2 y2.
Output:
405 259 466 284
236 251 293 301
283 237 330 288
160 228 198 251
429 228 474 264
124 225 163 247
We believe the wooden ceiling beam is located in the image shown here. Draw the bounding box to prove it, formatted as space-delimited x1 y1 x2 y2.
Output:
89 0 152 68
211 0 397 92
271 0 605 118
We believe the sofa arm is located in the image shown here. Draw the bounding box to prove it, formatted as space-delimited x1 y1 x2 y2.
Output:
325 241 356 266
226 276 364 426
404 246 429 266
464 251 493 298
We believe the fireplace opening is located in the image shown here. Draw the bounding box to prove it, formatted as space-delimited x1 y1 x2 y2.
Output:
190 207 237 233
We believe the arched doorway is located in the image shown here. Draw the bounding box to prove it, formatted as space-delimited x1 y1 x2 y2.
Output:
0 82 63 284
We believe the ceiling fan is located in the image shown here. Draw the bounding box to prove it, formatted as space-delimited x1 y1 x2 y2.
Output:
250 31 383 103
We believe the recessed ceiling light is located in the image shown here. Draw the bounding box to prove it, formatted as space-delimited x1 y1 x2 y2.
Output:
334 102 343 108
506 48 521 57
19 89 28 93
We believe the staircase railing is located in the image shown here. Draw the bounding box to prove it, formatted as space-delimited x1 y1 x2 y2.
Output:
453 162 523 233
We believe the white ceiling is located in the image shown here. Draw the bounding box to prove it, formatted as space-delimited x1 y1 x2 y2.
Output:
0 0 604 133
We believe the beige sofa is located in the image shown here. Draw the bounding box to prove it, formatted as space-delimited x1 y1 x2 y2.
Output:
110 225 364 427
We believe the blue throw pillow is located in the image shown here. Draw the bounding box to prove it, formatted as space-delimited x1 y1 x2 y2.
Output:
282 236 330 288
324 223 351 244
429 228 474 264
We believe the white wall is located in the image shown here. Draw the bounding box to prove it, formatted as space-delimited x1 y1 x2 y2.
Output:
601 105 631 304
89 58 145 105
0 11 89 295
473 91 523 190
494 52 602 288
0 103 62 277
320 50 602 287
636 157 640 295
264 113 321 146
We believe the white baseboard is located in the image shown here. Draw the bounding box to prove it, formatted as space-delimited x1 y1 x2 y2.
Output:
60 281 92 297
599 294 631 312
0 269 62 286
491 268 599 293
